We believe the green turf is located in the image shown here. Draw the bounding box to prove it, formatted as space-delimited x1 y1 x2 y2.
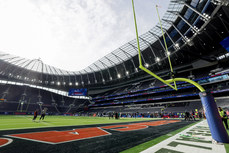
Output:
122 119 229 153
224 121 229 152
120 121 200 153
0 115 155 131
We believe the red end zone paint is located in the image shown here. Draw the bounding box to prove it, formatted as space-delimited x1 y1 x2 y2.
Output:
101 124 148 131
101 120 180 132
7 127 111 144
6 120 180 144
0 138 13 147
134 120 180 126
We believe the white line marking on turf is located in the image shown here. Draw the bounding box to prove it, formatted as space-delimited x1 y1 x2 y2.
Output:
0 138 13 147
71 131 79 135
5 135 56 145
141 120 226 153
4 127 112 145
0 119 157 131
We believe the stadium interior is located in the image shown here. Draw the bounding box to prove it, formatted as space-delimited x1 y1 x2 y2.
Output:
1 0 229 116
0 0 229 152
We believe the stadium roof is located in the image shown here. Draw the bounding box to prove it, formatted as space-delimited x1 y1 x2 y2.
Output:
1 0 229 89
0 0 184 75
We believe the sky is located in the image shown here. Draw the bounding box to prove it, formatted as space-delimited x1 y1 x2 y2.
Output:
0 0 169 71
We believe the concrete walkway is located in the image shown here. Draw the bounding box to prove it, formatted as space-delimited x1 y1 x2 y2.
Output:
141 120 226 153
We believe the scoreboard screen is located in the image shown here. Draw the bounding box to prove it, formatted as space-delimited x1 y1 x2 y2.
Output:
68 88 87 96
220 36 229 52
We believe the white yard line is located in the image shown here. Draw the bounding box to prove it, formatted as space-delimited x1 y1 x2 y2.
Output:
141 120 226 153
0 124 75 131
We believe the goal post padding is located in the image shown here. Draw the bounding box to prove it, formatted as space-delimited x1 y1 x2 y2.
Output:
200 92 229 143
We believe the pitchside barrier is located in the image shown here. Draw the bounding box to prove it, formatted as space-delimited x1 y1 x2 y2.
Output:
131 0 229 143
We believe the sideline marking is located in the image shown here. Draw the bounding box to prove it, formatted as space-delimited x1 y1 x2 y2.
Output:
0 118 156 131
5 127 111 144
5 120 180 145
101 120 180 132
141 120 226 153
102 124 149 132
0 138 13 147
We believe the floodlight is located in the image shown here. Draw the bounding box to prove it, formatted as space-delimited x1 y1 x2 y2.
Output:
144 63 149 68
155 57 160 62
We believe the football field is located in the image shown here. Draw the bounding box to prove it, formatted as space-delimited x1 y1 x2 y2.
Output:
0 115 154 131
0 115 191 153
1 115 228 153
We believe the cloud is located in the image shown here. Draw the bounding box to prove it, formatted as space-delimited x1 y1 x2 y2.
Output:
0 0 169 71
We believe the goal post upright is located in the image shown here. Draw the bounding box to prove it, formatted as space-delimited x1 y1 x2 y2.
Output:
131 0 229 143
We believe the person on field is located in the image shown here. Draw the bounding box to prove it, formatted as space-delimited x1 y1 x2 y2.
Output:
192 111 196 121
39 108 48 121
108 112 112 119
185 111 190 121
218 107 228 129
33 109 38 121
115 112 119 119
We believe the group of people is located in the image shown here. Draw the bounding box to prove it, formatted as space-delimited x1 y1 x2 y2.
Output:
31 107 228 130
183 107 228 130
218 107 228 129
184 111 199 121
33 108 48 121
108 112 120 119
